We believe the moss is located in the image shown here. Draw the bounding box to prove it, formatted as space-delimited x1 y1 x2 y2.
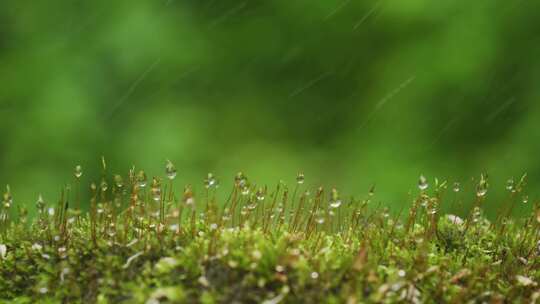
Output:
0 166 539 303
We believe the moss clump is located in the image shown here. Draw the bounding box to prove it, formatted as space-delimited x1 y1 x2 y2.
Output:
0 166 539 303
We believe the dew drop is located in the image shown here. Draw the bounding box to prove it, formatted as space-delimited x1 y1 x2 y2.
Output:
368 184 376 196
330 200 342 209
100 180 108 192
296 173 305 185
506 179 515 192
453 182 461 193
476 175 488 197
165 160 177 180
256 188 265 201
74 165 83 179
235 172 248 187
114 175 124 188
418 175 429 191
151 179 162 203
36 194 45 210
137 171 148 188
204 173 218 189
522 196 528 204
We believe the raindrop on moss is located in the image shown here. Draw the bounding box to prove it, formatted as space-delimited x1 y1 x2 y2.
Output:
418 175 428 191
296 173 305 185
74 165 83 179
204 173 218 189
137 171 148 188
165 160 177 180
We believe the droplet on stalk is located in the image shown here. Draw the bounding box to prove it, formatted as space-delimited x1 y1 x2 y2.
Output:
114 175 124 188
137 171 148 188
476 174 488 197
330 200 342 209
296 173 305 185
235 172 247 187
418 175 429 191
204 173 218 189
329 188 341 208
151 178 162 202
74 165 83 179
506 179 515 192
100 179 108 192
165 160 177 180
452 182 460 193
183 186 195 206
256 188 265 201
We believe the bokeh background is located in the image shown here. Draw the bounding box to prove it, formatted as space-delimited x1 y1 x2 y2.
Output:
1 1 539 216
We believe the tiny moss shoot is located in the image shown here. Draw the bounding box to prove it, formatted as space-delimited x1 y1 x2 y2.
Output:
0 163 539 303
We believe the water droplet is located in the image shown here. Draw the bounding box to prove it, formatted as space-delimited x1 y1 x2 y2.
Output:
165 160 177 180
311 272 319 279
235 172 248 187
114 175 124 188
453 182 461 193
476 175 488 197
296 173 305 185
137 171 148 188
151 178 161 202
256 188 265 201
506 179 515 192
241 186 250 196
472 206 482 223
522 196 528 204
100 179 108 192
316 217 325 224
368 184 376 196
329 188 341 208
74 165 83 179
330 200 342 209
36 194 45 211
204 173 218 189
210 223 218 230
418 175 429 191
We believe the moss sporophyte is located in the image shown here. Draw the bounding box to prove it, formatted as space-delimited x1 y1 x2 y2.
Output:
0 164 539 303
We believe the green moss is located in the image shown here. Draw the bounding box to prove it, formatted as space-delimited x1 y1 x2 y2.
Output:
0 166 539 303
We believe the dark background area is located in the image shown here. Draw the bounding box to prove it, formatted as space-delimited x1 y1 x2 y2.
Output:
1 0 539 216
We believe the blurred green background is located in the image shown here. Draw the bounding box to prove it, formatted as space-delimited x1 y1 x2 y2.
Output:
1 0 539 216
